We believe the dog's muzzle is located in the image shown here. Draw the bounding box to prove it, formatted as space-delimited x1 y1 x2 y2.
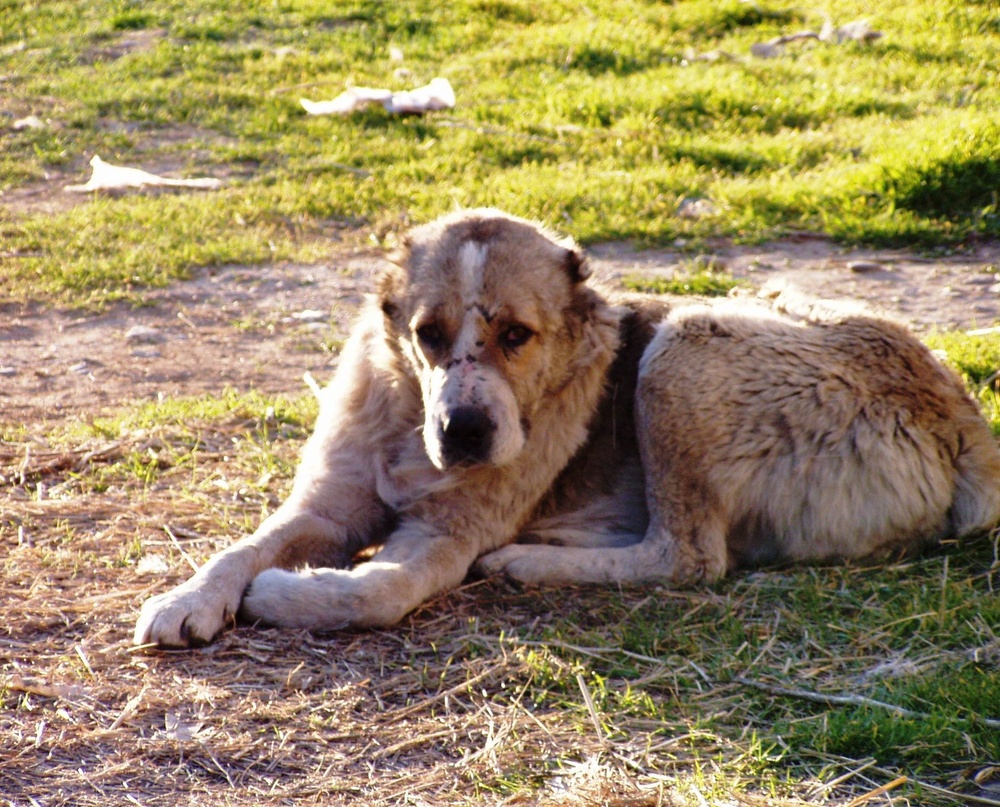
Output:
439 405 496 466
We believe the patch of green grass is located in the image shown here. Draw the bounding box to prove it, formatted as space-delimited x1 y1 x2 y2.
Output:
81 387 317 438
6 390 316 499
924 330 1000 385
3 194 295 305
924 330 1000 434
623 269 743 297
2 0 1000 302
507 541 1000 798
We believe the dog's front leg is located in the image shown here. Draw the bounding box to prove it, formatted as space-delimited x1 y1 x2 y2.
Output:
133 504 376 647
133 441 391 648
239 520 478 630
134 319 402 648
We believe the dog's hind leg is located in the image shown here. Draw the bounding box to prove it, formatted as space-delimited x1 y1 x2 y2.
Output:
518 492 648 550
484 467 728 584
477 443 728 585
517 526 644 549
475 507 727 587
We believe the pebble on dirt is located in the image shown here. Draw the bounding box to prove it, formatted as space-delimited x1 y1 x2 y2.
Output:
125 325 166 344
847 260 886 273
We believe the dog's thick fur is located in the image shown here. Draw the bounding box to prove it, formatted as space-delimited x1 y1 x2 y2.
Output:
135 209 1000 647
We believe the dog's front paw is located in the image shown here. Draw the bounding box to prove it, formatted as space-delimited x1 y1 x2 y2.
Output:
666 543 727 586
239 569 312 628
134 581 241 648
242 567 400 629
475 545 544 585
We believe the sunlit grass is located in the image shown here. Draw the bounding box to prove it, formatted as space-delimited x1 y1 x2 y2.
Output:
623 269 744 297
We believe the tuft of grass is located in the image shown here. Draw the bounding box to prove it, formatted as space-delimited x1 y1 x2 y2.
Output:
623 269 744 297
110 10 156 31
924 330 1000 434
923 330 1000 386
81 387 318 437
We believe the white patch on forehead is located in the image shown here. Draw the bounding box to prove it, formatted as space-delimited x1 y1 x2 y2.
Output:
458 240 488 305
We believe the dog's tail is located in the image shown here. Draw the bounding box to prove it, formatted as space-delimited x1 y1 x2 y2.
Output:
759 281 875 323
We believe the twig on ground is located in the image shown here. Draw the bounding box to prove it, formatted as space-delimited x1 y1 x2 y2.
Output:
382 663 505 720
736 676 1000 729
163 524 201 573
303 371 324 400
844 775 907 807
576 672 611 746
862 762 1000 807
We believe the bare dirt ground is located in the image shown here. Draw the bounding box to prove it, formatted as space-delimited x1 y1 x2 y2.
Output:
2 235 999 427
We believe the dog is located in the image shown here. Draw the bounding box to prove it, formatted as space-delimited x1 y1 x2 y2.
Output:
134 208 1000 647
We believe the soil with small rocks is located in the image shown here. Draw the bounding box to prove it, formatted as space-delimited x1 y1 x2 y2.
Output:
2 236 999 427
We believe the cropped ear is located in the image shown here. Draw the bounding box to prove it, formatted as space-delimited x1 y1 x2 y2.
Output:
386 231 412 268
377 265 403 321
380 234 412 320
564 245 591 283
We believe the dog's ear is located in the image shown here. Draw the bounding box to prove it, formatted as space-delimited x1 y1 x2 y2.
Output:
377 267 403 321
379 235 412 320
563 245 591 284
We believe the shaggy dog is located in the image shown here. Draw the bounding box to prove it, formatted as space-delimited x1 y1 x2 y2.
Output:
135 209 1000 648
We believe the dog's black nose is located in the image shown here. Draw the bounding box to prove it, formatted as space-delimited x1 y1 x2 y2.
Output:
440 406 496 465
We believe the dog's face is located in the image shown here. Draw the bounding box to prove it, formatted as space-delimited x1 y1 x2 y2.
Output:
379 209 597 471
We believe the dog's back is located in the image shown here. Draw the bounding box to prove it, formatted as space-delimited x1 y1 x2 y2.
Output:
639 302 1000 570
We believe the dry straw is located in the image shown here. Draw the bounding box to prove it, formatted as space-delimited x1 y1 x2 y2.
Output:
3 428 999 805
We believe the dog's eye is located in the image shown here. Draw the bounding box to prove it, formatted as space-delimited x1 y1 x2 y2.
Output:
500 325 533 351
416 323 444 349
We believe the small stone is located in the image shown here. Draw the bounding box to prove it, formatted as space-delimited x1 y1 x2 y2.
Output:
989 282 1000 295
847 260 885 273
131 348 162 358
136 555 169 575
69 361 90 374
750 41 783 59
292 309 328 322
12 115 45 131
677 197 717 219
0 366 15 377
125 324 166 344
692 254 727 272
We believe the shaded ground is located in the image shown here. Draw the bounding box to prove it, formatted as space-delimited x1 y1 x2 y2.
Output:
2 235 999 425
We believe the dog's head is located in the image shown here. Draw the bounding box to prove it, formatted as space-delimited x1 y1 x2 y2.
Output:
379 209 603 471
